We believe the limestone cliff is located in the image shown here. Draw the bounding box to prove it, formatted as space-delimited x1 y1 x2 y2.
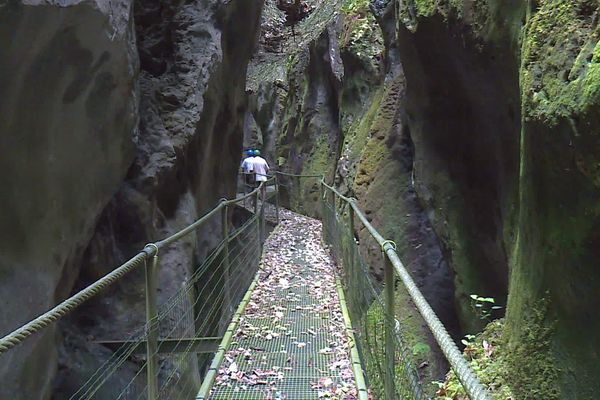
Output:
0 1 137 397
247 0 458 384
396 0 600 397
250 0 600 396
0 0 263 398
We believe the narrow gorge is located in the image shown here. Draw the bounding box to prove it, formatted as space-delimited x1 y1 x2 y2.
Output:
1 0 599 399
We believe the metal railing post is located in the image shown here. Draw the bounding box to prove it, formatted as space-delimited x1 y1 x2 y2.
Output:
260 183 266 244
319 181 324 211
145 250 159 400
222 205 231 320
384 253 396 398
275 176 280 224
255 190 261 246
330 188 336 213
348 205 356 304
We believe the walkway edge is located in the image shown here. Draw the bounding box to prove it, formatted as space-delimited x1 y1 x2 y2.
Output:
335 276 369 400
197 223 283 399
196 273 259 400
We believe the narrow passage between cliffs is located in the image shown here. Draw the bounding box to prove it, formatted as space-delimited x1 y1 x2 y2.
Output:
207 209 361 399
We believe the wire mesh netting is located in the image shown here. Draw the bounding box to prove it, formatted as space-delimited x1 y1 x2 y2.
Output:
207 209 360 399
69 210 263 400
320 193 426 400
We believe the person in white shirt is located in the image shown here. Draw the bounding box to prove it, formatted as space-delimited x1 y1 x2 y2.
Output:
252 149 269 183
252 150 270 205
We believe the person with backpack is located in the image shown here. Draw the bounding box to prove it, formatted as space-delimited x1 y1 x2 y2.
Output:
240 149 255 190
252 150 269 183
252 149 270 201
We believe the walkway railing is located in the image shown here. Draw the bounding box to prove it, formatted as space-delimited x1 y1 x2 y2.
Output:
280 172 491 400
0 178 278 400
0 170 491 400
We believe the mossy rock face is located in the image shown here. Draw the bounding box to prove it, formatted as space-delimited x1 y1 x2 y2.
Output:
522 0 600 125
269 26 343 217
436 310 559 400
395 2 522 333
397 0 600 396
510 2 600 398
340 66 460 383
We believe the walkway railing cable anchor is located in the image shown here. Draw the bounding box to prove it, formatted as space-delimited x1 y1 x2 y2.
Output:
380 240 397 253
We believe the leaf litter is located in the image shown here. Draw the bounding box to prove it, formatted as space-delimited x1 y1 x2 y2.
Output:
210 209 361 399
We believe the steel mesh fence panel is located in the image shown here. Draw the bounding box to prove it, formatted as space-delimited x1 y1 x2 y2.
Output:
320 192 426 400
70 215 262 400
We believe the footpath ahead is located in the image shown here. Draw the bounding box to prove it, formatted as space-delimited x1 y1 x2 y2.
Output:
208 209 360 399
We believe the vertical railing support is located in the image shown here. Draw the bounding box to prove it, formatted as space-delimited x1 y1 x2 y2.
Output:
330 188 336 214
319 181 324 214
260 183 266 244
384 252 396 399
145 247 159 400
275 176 280 224
255 189 262 246
347 205 356 307
222 205 231 320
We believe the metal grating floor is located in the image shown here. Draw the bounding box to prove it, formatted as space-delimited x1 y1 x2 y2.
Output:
207 210 359 399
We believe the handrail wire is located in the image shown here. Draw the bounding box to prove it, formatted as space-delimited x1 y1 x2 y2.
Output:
1 167 491 400
73 205 264 399
0 178 275 355
292 172 492 400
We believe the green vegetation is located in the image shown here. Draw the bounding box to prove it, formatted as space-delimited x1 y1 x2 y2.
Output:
435 298 560 400
469 294 502 322
413 0 437 17
521 0 600 124
364 292 437 398
340 0 383 70
397 0 466 28
506 301 560 400
434 319 514 400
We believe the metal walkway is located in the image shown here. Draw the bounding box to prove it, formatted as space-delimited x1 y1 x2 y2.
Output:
0 173 492 400
203 210 360 399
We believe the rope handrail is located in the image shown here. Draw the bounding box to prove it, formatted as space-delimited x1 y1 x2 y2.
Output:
0 178 274 355
298 174 491 400
1 167 490 399
274 170 325 178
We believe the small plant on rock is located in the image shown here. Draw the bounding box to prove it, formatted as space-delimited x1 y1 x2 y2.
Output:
469 294 502 322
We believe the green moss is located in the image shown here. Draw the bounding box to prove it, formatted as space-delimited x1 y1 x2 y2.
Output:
398 0 467 28
506 300 560 400
435 319 513 400
364 286 438 398
298 134 334 214
354 80 403 192
521 0 600 125
340 0 384 72
436 306 559 400
355 140 387 188
394 283 440 396
508 112 600 398
303 134 331 177
414 0 437 17
344 89 383 164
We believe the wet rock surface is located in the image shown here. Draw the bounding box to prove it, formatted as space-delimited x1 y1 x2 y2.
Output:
0 1 137 398
1 0 263 398
397 0 600 397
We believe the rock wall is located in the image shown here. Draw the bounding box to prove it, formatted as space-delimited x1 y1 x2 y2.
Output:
0 0 264 398
396 0 522 333
248 0 458 383
0 1 138 398
337 0 458 381
396 0 600 397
